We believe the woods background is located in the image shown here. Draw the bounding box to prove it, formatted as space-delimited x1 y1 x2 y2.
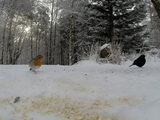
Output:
0 0 159 65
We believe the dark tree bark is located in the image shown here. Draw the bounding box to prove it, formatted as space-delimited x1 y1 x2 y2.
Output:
69 0 75 65
151 0 160 18
30 20 33 59
48 0 54 64
1 20 7 64
109 2 114 43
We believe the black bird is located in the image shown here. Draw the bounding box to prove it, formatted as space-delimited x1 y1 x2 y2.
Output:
129 55 146 67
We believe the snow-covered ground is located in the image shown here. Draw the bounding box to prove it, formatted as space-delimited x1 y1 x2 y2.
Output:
0 55 160 120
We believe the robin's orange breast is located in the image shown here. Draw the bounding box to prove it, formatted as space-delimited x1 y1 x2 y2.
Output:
34 58 43 66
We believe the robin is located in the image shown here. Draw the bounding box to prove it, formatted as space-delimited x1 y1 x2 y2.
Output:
129 54 146 67
29 55 43 73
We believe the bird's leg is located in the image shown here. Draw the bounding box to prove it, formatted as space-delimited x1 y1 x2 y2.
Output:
32 69 37 74
30 68 37 74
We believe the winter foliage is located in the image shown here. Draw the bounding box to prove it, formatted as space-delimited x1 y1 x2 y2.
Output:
0 0 159 65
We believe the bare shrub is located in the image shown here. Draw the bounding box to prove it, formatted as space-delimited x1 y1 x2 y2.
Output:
97 42 124 65
80 42 99 61
108 42 124 65
80 42 124 65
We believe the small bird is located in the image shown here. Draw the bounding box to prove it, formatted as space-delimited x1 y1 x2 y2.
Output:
29 55 43 74
129 54 146 67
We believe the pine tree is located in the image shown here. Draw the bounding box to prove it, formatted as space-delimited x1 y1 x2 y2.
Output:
88 0 148 53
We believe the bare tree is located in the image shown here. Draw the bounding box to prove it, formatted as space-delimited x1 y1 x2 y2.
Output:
1 19 7 64
53 0 60 64
48 0 54 64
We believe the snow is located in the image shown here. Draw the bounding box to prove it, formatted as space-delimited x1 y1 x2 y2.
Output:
0 55 160 120
99 43 111 50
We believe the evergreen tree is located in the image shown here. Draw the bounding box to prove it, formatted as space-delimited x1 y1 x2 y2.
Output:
88 0 148 53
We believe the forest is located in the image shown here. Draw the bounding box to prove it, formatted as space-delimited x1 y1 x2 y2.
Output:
0 0 159 65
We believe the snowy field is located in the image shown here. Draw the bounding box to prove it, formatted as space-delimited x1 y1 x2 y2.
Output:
0 55 160 120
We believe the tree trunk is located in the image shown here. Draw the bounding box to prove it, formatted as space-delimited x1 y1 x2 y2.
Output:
151 0 160 18
7 17 13 64
1 19 7 64
69 0 75 65
30 20 33 59
108 1 114 43
45 30 49 64
53 1 59 64
35 24 40 55
12 26 25 64
48 0 54 64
